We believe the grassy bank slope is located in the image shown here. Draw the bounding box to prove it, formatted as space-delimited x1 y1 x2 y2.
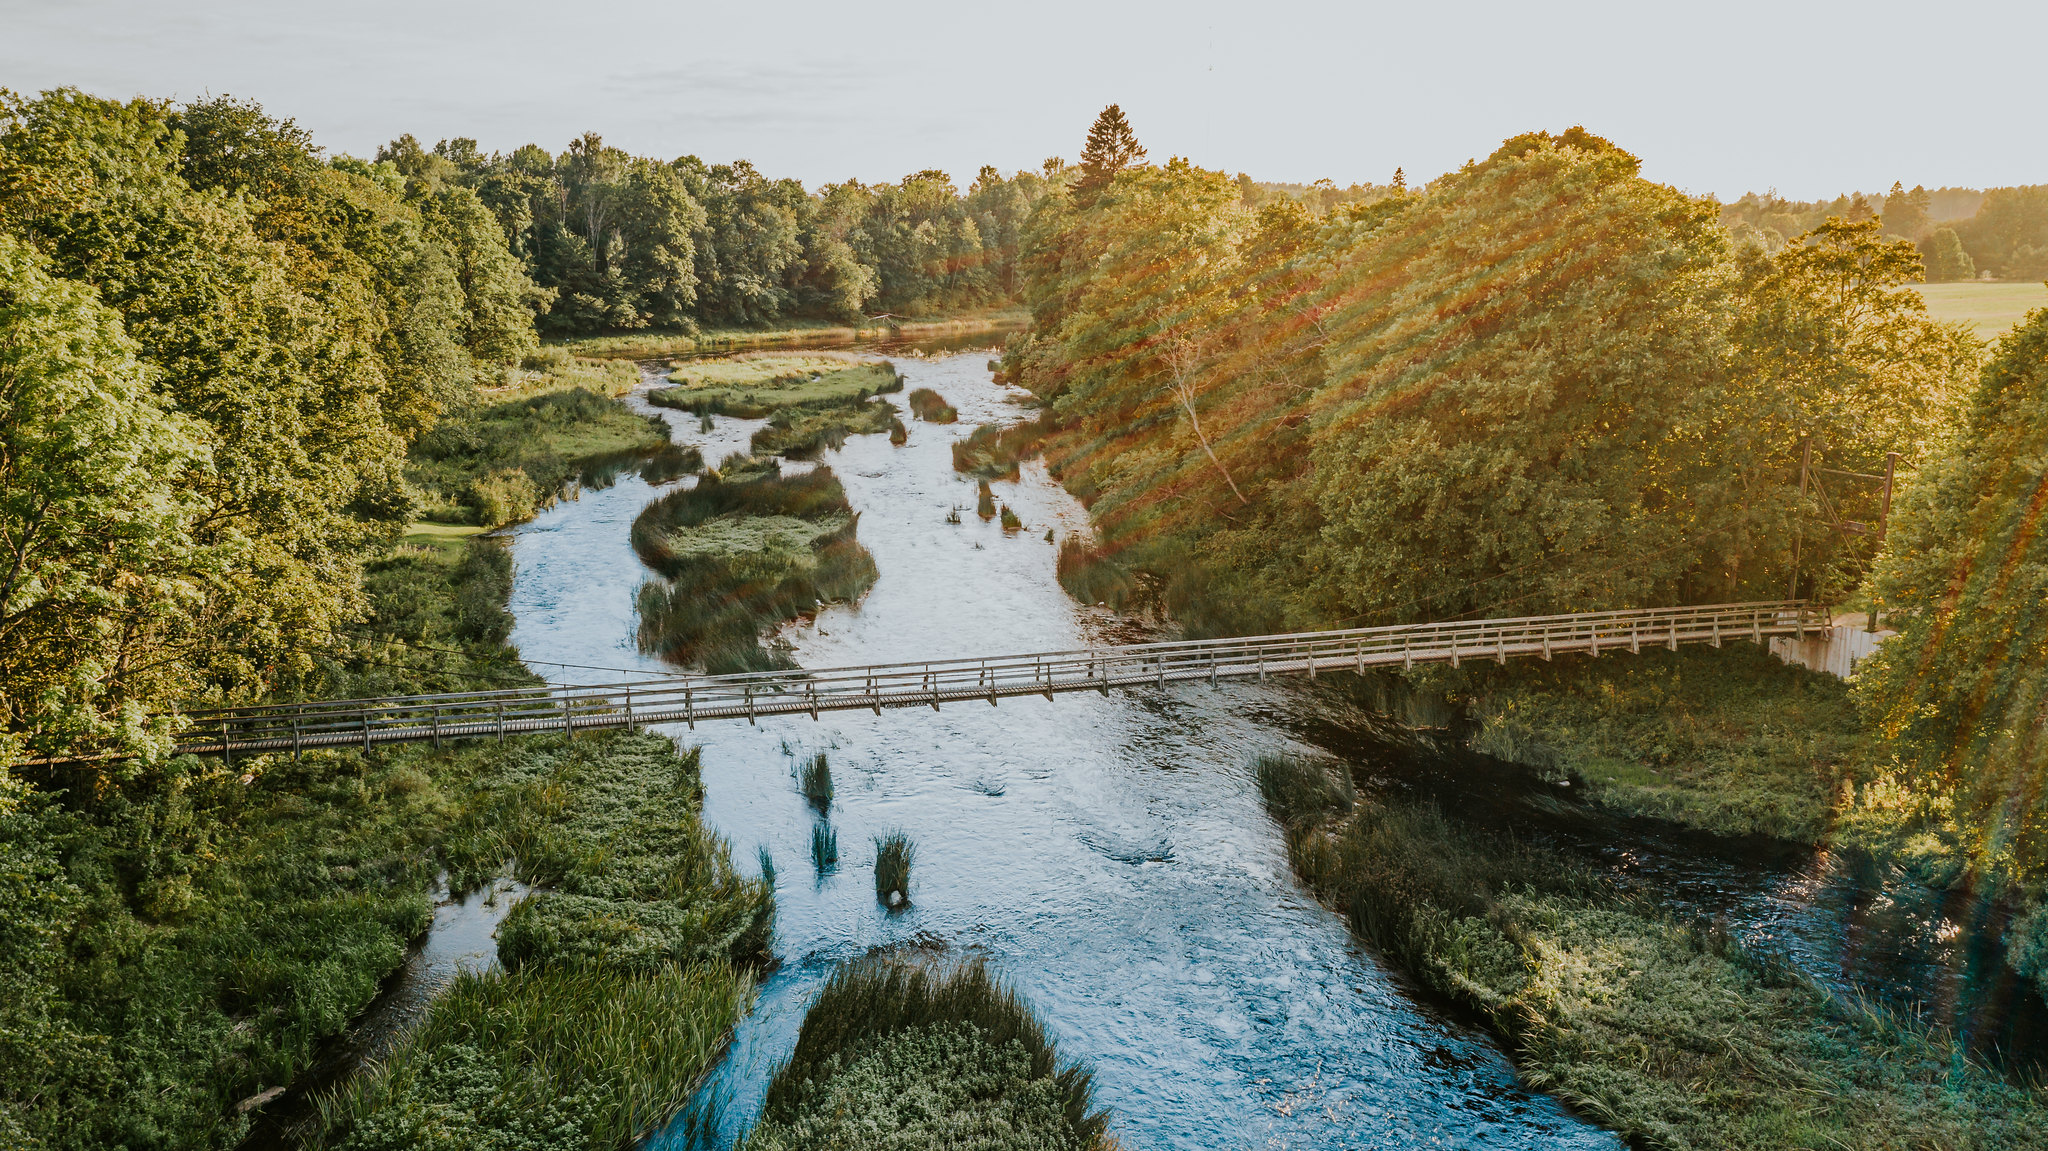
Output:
553 308 1028 361
1259 755 2048 1150
1448 645 1873 840
743 958 1109 1151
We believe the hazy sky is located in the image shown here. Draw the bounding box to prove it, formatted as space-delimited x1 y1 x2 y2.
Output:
5 0 2040 200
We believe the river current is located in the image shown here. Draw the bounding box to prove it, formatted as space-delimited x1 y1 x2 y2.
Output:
495 344 2045 1148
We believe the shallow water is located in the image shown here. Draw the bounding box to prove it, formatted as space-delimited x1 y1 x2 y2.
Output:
510 349 1619 1148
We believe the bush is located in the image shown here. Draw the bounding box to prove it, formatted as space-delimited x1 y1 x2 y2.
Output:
952 420 1046 479
1055 536 1138 610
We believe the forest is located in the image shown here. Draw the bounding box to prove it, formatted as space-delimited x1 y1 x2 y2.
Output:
5 79 2048 1151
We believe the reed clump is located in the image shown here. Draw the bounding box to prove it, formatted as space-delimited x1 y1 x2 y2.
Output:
1270 787 2048 1148
1056 535 1139 610
811 824 839 873
1000 504 1023 532
873 831 916 906
952 418 1048 479
889 416 908 445
631 467 878 673
907 386 959 423
977 480 997 521
798 753 834 811
745 957 1111 1150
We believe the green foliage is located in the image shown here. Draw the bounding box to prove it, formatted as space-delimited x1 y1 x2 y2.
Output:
1278 795 2048 1149
0 234 206 762
999 504 1022 532
873 831 915 905
1923 227 1977 281
1054 536 1137 610
952 420 1047 479
1858 304 2048 886
631 468 876 673
1008 125 1976 632
1252 752 1354 826
752 957 1107 1149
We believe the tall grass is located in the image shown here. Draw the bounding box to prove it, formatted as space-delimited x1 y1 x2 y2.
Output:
798 752 834 811
977 479 997 521
650 359 901 418
1056 535 1139 610
750 956 1109 1149
889 416 908 445
1000 503 1023 531
1253 752 1354 825
309 961 750 1149
907 386 958 423
873 831 916 906
811 824 839 873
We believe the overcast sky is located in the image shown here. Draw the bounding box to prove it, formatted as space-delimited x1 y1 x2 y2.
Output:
4 0 2040 201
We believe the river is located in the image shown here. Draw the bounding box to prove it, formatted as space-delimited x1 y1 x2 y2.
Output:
320 340 2043 1148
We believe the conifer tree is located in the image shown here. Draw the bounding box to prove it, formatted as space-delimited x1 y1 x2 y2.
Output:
1075 105 1146 200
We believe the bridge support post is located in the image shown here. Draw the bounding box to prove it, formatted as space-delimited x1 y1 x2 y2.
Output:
496 702 505 744
1356 640 1365 675
432 706 441 749
1541 630 1552 661
1402 638 1412 672
1494 633 1505 665
1668 618 1678 652
626 688 636 732
1306 644 1316 679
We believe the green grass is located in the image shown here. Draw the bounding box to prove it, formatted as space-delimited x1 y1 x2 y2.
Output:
409 358 686 528
306 732 771 1148
745 957 1108 1151
873 831 916 907
1269 789 2048 1149
648 356 902 419
309 961 748 1151
999 504 1023 532
1913 281 2048 340
396 521 488 560
1055 536 1140 611
748 396 899 458
1455 645 1872 840
631 469 878 674
546 308 1029 361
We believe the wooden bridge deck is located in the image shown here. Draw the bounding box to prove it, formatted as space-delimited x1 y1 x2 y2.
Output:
175 600 1820 760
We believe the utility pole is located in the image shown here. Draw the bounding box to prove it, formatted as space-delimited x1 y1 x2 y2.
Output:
1868 451 1899 633
1787 436 1811 604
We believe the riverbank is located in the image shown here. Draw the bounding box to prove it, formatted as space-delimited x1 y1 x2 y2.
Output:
408 353 695 529
550 308 1029 361
304 733 771 1149
1259 754 2048 1149
1442 645 1872 841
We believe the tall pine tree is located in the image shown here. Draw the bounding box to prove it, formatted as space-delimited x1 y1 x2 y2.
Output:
1076 104 1146 201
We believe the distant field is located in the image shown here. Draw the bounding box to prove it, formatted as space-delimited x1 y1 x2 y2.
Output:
1912 281 2047 340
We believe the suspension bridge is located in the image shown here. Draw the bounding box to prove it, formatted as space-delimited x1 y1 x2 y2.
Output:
173 600 1821 761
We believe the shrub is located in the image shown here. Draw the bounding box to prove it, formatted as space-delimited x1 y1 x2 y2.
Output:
1252 752 1354 826
1056 536 1139 610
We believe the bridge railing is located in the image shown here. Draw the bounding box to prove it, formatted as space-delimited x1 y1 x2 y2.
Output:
177 600 1818 758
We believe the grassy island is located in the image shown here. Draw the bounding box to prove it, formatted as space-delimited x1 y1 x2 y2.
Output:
649 354 901 418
